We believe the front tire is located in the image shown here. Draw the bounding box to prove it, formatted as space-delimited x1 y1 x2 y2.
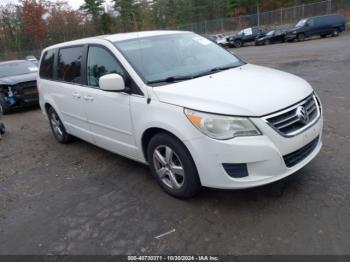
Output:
234 40 242 48
0 93 11 115
147 133 201 199
0 122 5 135
48 107 73 144
297 33 305 41
332 28 339 37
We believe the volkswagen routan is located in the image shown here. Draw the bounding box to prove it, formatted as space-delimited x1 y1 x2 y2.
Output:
38 31 323 198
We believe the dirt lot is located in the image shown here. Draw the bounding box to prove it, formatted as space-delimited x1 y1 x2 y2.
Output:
0 34 350 255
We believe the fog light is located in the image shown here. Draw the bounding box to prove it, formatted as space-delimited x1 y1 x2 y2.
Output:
223 163 248 178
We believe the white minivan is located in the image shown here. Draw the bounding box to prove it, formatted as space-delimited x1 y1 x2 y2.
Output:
38 31 323 198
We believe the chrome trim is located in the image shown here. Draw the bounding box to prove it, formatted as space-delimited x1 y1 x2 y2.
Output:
262 95 321 138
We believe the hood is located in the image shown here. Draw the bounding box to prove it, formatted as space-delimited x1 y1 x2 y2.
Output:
153 64 313 117
0 73 37 86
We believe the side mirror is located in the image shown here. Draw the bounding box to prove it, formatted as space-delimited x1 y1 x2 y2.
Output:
99 73 125 92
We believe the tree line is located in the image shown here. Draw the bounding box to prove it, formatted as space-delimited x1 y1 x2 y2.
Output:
0 0 321 57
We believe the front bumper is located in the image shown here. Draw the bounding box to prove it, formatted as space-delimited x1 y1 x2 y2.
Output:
5 84 39 107
255 39 265 45
286 34 297 41
184 115 323 189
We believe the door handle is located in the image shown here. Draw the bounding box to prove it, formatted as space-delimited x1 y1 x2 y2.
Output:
72 92 81 99
84 95 94 102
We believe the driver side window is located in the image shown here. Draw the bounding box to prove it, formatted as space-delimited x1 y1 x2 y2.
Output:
87 46 125 88
307 19 314 27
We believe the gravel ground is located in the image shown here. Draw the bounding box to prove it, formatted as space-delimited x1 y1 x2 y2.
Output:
0 34 350 255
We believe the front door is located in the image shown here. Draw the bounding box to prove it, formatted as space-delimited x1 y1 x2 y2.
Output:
83 45 138 159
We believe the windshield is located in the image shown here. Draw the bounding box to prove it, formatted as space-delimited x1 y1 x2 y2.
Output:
266 30 275 36
0 61 38 78
114 33 243 85
295 19 307 27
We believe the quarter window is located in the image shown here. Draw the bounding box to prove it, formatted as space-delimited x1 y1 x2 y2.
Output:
57 46 83 84
39 50 55 80
87 46 125 88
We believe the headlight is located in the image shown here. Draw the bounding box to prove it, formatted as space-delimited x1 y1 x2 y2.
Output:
184 109 261 140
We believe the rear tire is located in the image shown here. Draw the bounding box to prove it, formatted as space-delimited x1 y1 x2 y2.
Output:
48 107 73 144
320 34 327 38
147 132 201 199
0 93 11 115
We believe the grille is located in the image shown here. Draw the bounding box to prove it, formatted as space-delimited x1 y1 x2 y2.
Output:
283 136 319 168
18 81 36 88
18 81 37 96
263 95 320 137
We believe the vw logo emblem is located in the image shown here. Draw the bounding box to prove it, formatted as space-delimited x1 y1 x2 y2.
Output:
296 106 309 124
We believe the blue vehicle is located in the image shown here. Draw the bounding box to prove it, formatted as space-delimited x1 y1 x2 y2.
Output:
286 13 346 41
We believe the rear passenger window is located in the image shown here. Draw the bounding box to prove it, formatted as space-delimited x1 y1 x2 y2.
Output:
40 50 55 80
57 46 83 84
87 46 125 88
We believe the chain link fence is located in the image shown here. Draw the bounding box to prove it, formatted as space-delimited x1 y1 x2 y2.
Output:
1 0 350 61
174 0 350 35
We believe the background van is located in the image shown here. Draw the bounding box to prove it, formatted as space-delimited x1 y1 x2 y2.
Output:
286 13 346 41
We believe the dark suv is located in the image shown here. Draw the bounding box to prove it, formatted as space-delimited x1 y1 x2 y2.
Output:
286 13 346 41
0 60 39 114
227 27 267 48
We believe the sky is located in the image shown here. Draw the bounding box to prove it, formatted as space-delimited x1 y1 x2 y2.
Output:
63 0 85 10
2 0 113 10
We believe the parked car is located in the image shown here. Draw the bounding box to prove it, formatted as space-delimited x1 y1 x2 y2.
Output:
39 31 323 198
286 13 346 41
227 27 267 48
207 34 228 46
0 60 39 114
255 29 286 45
26 55 39 66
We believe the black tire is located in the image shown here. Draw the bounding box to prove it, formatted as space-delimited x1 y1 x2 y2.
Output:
0 122 5 135
332 28 339 37
297 33 305 41
0 93 11 115
48 107 73 144
147 132 201 199
234 40 242 48
320 34 327 38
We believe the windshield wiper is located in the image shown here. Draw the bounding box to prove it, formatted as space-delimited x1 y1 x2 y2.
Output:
147 65 239 85
147 75 194 85
193 65 239 78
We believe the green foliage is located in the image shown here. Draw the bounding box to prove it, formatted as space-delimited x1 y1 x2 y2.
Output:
80 0 105 17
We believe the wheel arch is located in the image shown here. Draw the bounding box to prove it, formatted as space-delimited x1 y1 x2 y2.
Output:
44 102 52 114
141 127 182 162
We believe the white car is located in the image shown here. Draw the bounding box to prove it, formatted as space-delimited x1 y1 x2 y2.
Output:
38 31 323 198
208 34 228 46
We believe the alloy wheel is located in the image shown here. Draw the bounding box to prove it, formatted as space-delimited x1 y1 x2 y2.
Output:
153 145 185 190
50 111 63 139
